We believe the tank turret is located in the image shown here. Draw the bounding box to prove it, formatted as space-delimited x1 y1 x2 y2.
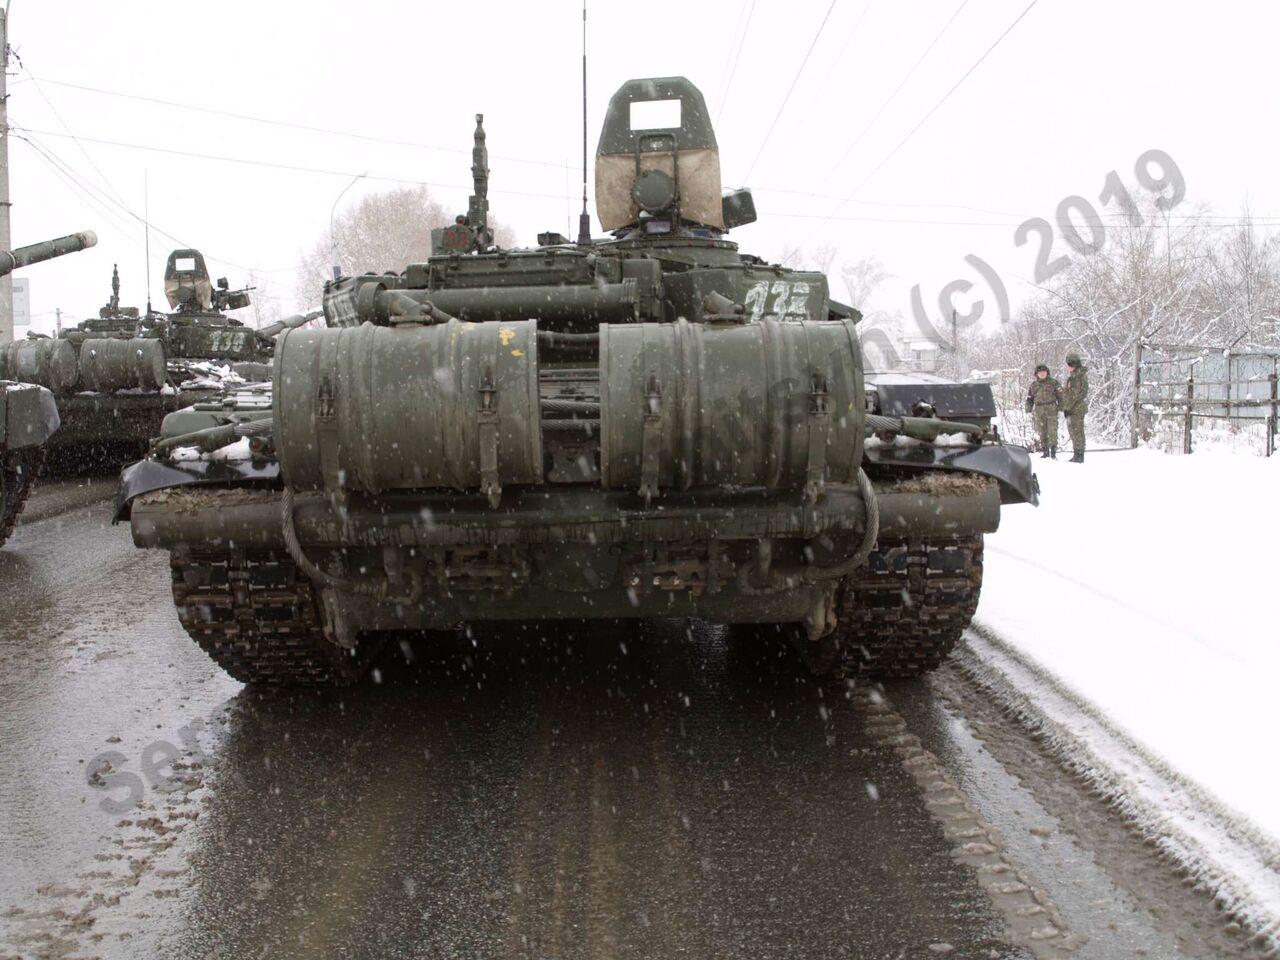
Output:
0 231 98 277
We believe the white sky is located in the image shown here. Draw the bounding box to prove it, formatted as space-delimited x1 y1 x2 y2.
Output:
6 0 1279 337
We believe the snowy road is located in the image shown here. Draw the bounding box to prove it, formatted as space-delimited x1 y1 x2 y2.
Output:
0 482 1264 959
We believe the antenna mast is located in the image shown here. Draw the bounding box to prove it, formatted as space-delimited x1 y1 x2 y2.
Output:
575 1 592 245
144 171 153 315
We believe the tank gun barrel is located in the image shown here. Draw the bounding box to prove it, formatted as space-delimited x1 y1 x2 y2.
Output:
256 308 323 340
866 414 985 443
1 231 98 277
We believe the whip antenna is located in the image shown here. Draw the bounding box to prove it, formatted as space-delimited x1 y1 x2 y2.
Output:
144 170 153 315
576 0 591 245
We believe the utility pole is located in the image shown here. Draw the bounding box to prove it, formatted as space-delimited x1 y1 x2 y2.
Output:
55 307 61 336
0 8 13 344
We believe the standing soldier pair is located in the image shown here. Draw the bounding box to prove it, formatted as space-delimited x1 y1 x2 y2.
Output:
1024 355 1088 462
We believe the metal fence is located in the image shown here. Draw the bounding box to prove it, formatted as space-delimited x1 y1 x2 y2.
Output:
1135 343 1280 456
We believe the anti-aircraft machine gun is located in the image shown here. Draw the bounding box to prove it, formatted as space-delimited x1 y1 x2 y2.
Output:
117 77 1036 685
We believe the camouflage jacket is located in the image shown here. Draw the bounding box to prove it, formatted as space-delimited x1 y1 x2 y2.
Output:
1062 366 1089 414
1027 377 1062 408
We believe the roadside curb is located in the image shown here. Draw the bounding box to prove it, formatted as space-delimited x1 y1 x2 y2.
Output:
957 623 1280 955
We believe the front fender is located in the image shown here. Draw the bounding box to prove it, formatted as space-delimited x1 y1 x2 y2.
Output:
114 457 280 521
864 442 1038 506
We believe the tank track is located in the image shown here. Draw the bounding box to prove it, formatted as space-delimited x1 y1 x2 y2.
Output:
169 549 376 686
0 447 45 548
827 535 984 680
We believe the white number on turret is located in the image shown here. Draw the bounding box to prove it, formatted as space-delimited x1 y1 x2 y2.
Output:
744 280 812 323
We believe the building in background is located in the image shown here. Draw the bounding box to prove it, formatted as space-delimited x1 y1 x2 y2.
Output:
901 336 940 373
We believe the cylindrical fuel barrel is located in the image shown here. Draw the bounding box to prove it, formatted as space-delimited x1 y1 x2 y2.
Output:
0 231 98 277
78 338 168 392
274 319 543 493
598 318 865 492
0 338 80 393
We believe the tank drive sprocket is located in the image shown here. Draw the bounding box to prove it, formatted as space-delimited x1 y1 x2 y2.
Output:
169 549 378 686
831 535 984 679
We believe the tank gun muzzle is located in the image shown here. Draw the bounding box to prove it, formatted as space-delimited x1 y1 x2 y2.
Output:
255 309 323 340
0 231 98 277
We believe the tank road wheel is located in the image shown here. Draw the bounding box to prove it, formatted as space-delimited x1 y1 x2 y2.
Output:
803 536 984 681
0 447 45 547
169 549 378 687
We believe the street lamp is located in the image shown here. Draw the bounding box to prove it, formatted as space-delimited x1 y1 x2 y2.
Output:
329 172 366 281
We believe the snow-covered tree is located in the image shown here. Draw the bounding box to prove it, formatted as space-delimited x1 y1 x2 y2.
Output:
974 196 1280 442
295 185 516 305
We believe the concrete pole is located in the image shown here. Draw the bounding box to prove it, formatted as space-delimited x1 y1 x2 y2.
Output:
0 9 13 344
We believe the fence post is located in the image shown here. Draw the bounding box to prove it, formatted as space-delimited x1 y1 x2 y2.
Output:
1268 369 1278 458
1184 373 1194 455
1131 342 1143 448
1224 352 1232 427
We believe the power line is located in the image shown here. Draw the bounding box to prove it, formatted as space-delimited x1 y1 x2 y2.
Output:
15 124 571 202
26 74 570 172
805 0 1043 243
825 0 971 181
742 0 842 183
10 54 134 211
812 0 875 94
15 134 148 251
756 184 1031 217
764 209 1280 226
714 0 758 127
13 130 305 276
25 124 1272 245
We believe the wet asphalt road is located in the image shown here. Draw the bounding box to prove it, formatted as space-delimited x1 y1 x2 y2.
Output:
0 483 1250 959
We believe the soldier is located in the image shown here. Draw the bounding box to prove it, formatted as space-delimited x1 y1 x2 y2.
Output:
1061 352 1089 462
1024 363 1062 458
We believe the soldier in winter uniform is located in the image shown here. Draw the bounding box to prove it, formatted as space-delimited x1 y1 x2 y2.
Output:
1061 352 1089 462
1025 363 1062 458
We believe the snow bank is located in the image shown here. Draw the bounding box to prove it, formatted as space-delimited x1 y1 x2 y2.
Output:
972 447 1280 939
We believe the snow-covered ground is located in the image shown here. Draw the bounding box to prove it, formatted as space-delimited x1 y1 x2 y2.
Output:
972 444 1280 936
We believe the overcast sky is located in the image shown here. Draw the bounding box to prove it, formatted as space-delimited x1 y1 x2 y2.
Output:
6 0 1279 337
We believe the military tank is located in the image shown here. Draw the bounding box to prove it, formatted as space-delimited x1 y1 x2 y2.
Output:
2 248 313 466
1 231 97 546
116 77 1037 685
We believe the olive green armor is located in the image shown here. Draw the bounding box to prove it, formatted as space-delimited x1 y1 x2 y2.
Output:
1 232 97 546
116 78 1038 686
1 249 315 462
